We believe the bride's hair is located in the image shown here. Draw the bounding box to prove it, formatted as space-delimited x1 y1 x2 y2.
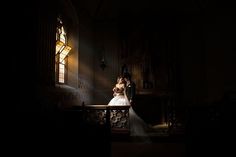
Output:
116 75 122 82
116 75 127 86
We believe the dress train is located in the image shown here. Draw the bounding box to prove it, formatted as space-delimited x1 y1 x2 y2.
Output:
108 94 151 143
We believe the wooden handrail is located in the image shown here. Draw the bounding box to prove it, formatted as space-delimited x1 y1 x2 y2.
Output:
82 105 130 110
83 105 108 109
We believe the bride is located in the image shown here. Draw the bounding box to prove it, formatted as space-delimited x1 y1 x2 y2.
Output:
108 76 151 143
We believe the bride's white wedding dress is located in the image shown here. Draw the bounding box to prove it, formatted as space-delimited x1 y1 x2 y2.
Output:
108 87 151 143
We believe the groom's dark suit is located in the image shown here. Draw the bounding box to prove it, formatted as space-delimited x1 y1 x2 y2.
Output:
126 81 136 104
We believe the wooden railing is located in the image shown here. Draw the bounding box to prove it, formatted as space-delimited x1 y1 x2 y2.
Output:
80 105 131 134
65 98 184 136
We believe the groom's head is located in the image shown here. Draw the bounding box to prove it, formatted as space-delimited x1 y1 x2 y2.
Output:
123 73 131 81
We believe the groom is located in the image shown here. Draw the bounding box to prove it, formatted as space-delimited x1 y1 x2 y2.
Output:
123 73 136 105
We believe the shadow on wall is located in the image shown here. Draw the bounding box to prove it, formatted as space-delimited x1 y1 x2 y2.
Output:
185 91 236 156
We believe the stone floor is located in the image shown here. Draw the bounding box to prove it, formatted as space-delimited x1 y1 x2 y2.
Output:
111 141 186 157
111 123 186 157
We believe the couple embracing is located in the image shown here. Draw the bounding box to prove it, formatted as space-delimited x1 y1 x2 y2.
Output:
108 73 151 143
